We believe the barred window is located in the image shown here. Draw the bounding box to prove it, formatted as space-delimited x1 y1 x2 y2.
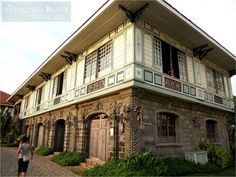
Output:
153 37 162 67
98 42 112 73
157 113 177 143
178 51 188 82
206 120 218 143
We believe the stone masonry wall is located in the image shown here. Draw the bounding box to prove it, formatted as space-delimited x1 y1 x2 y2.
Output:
133 88 230 158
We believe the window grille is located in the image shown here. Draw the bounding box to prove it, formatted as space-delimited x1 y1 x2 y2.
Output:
157 113 176 143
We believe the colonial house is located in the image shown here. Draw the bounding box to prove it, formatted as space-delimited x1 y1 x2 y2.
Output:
0 90 14 116
8 0 235 162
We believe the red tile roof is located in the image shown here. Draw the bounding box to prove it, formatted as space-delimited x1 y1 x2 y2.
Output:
0 90 13 106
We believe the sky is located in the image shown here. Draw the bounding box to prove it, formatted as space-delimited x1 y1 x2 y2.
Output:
0 0 235 96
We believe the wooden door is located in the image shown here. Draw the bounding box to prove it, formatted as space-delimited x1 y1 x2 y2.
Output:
37 124 43 147
89 118 108 161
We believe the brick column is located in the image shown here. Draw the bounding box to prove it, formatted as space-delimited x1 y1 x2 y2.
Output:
42 124 46 146
48 121 55 148
32 123 37 148
77 119 86 155
72 117 77 151
64 119 70 151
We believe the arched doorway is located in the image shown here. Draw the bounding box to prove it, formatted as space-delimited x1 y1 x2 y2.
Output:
89 113 109 161
37 123 44 147
54 119 65 152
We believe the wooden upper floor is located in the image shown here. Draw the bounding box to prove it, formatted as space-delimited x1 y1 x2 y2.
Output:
7 0 236 118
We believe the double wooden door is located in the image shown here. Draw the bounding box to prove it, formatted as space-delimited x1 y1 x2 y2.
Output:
89 118 108 161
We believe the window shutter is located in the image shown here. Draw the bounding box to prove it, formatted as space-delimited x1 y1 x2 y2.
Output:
113 34 124 69
43 81 50 102
76 59 85 86
194 60 201 85
224 76 229 97
178 51 188 82
135 27 142 62
52 77 58 97
153 37 162 72
62 70 67 93
144 33 153 67
41 86 45 103
200 63 207 88
70 64 76 89
186 56 195 84
126 28 134 63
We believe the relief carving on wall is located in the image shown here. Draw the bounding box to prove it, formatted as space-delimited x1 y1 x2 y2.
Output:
134 105 143 124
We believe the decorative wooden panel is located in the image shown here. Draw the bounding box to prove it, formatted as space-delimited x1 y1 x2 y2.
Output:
87 78 105 94
214 95 223 104
164 77 181 92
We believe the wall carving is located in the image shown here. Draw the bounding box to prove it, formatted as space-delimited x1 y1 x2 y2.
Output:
134 105 143 124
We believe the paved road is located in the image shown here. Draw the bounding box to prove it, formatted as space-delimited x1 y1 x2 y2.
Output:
1 147 79 176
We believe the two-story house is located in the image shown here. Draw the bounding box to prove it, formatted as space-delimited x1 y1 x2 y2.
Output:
8 0 235 162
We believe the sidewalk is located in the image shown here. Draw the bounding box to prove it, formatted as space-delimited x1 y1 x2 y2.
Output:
1 147 79 176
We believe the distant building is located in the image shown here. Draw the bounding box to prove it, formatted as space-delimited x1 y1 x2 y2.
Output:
8 0 235 162
0 90 14 116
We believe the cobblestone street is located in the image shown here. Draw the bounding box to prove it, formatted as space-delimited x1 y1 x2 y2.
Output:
0 147 79 176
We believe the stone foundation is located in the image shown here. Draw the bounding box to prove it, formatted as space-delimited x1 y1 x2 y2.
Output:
23 88 230 160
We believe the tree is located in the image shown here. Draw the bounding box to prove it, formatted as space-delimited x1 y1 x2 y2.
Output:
0 110 12 140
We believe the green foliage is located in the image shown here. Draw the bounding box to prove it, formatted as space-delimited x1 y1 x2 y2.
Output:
51 151 83 166
227 114 236 158
0 110 12 139
35 146 53 156
0 142 18 147
162 158 220 176
199 143 230 168
83 151 167 176
17 134 25 142
118 151 167 176
7 127 21 142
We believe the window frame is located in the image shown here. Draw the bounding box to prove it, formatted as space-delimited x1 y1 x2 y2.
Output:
84 41 112 83
205 119 218 143
52 70 67 97
206 66 225 95
156 112 178 144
